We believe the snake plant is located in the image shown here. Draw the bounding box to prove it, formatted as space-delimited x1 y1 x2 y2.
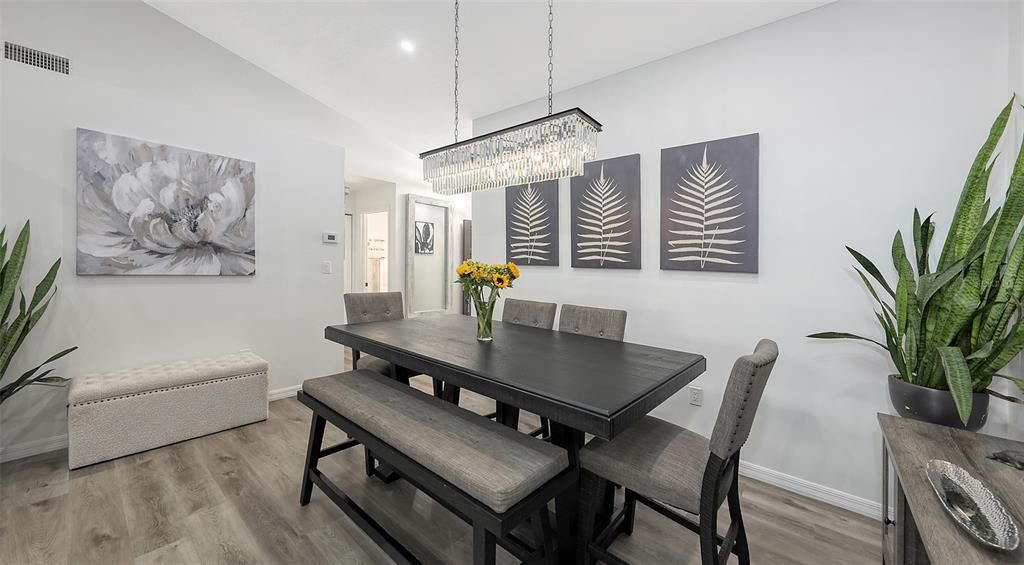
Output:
809 96 1024 426
0 221 76 404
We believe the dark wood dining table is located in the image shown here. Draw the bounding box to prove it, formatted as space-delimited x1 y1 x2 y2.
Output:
325 314 707 563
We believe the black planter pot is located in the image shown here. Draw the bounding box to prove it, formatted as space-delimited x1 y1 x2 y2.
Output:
888 374 989 431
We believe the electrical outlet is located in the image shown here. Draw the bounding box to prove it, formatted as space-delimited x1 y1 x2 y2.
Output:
688 386 703 407
321 260 333 274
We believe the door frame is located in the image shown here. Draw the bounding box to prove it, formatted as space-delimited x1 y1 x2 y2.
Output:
405 194 454 317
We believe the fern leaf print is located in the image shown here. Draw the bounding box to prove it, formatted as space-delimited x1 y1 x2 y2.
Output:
667 145 745 267
660 134 758 273
570 154 641 269
508 185 551 264
577 165 632 265
505 180 559 265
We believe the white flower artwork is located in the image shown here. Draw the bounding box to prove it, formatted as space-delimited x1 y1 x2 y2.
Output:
505 180 559 266
76 129 256 275
570 154 641 269
660 134 758 273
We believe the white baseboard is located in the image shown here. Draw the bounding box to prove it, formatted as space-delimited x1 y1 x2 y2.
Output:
739 460 881 519
268 384 302 401
0 433 68 464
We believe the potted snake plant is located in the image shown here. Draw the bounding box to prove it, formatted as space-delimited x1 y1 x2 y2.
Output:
809 96 1024 430
0 221 76 404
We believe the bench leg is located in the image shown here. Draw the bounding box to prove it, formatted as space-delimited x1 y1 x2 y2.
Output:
300 412 327 506
576 469 606 565
432 378 444 398
472 525 496 565
443 384 461 405
495 402 520 429
531 509 557 565
364 448 376 478
622 489 637 536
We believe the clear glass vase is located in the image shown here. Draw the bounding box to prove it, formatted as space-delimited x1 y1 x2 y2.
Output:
471 287 497 342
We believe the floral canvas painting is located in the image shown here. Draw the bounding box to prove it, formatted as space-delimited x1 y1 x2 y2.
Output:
76 129 256 275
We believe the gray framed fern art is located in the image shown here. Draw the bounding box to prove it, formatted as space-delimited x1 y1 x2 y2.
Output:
660 134 759 273
570 154 641 269
505 180 559 266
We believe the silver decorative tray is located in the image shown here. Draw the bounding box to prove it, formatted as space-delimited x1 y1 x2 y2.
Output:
926 459 1019 551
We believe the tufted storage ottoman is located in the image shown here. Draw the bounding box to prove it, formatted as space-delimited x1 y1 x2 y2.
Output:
68 351 269 469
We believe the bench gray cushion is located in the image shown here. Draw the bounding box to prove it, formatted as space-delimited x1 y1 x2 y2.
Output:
303 370 568 513
580 416 709 514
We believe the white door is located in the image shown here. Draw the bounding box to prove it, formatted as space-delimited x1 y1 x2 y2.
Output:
364 211 388 292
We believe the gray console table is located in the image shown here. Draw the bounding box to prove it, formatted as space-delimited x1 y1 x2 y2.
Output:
879 413 1024 565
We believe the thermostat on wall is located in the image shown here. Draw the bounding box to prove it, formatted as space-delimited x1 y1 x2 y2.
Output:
322 232 339 244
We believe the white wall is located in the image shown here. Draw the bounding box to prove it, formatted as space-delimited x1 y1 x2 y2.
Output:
473 1 1016 511
0 0 414 460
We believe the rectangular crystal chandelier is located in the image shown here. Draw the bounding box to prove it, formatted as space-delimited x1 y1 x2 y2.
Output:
420 108 601 196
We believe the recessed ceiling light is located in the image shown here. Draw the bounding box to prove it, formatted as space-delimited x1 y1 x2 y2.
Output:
399 40 415 54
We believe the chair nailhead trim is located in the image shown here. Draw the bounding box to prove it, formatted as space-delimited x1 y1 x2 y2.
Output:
71 371 267 407
727 359 775 448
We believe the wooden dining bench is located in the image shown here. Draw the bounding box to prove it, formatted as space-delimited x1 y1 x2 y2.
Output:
297 369 573 565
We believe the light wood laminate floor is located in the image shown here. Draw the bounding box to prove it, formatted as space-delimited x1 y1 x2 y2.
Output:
1 370 880 564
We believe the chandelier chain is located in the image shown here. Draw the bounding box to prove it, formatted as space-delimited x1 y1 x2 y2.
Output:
454 0 460 142
547 0 554 115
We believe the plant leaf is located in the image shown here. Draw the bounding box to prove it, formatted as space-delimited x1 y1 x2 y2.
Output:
966 340 994 360
938 96 1014 269
937 346 974 426
30 258 60 310
892 231 917 334
847 246 895 298
807 332 887 349
1 346 77 390
0 221 29 327
856 269 898 319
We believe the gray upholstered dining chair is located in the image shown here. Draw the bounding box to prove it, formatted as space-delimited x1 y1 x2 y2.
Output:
469 298 560 424
557 304 628 341
449 298 559 420
522 304 629 438
343 291 443 397
502 298 558 330
576 339 779 565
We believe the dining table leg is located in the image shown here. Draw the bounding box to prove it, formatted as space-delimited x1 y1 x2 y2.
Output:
495 402 520 429
548 421 585 564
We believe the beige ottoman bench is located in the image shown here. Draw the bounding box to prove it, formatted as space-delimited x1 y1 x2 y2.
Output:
68 351 269 469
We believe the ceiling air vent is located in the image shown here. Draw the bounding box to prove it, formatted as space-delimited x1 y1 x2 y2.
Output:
4 42 70 75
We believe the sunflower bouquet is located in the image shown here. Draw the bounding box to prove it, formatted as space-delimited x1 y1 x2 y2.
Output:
455 260 520 341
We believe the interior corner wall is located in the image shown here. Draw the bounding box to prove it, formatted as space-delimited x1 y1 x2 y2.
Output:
1012 1 1023 97
0 0 407 461
472 0 1013 510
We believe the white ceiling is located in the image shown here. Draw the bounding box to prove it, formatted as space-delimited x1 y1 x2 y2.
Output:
148 1 830 155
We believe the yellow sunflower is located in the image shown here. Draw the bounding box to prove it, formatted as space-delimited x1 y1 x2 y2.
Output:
456 261 472 276
492 273 510 288
506 262 520 279
471 267 488 281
